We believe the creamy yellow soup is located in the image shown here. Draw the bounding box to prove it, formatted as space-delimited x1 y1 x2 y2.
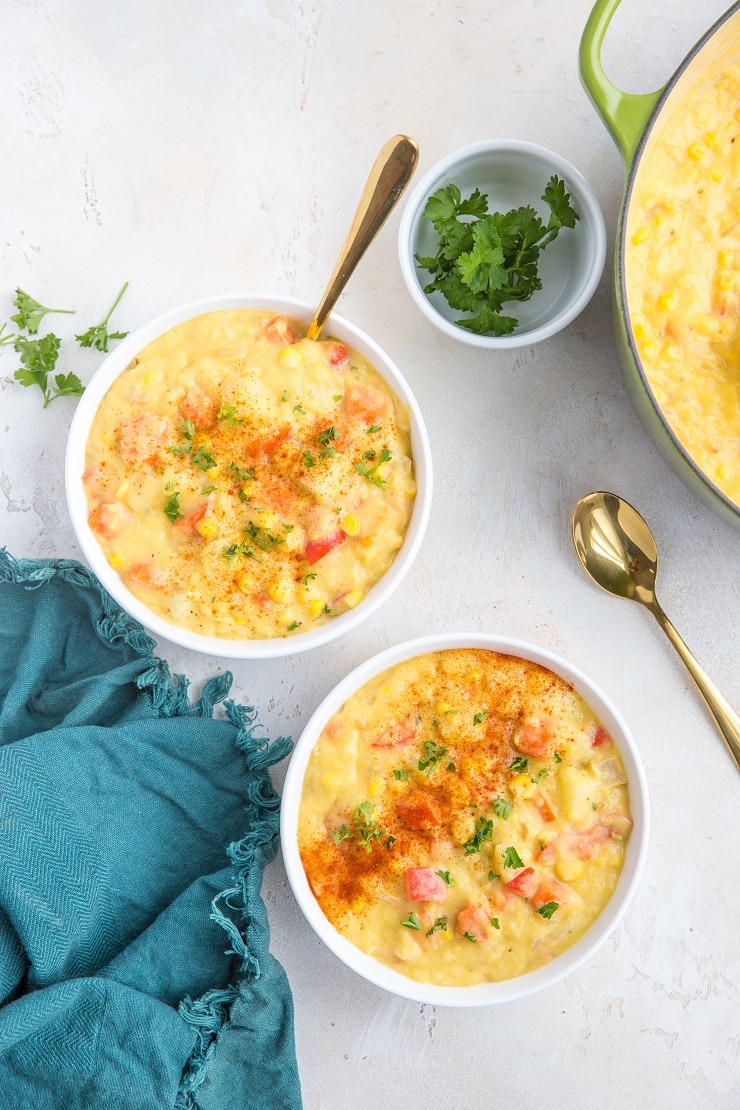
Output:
84 309 416 639
298 649 632 987
625 24 740 505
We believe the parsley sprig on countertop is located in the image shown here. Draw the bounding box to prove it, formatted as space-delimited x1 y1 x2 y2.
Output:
10 288 74 334
76 281 129 352
415 175 580 336
3 281 130 407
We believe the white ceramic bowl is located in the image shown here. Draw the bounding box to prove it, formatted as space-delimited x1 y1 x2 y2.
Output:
398 140 607 348
281 632 649 1006
65 294 433 658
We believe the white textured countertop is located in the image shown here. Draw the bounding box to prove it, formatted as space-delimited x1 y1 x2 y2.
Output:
1 1 738 1107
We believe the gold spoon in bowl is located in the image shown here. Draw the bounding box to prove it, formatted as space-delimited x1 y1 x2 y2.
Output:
572 490 740 771
305 134 419 340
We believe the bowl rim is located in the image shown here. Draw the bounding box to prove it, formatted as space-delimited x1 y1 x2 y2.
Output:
398 138 607 349
65 293 433 658
280 631 650 1006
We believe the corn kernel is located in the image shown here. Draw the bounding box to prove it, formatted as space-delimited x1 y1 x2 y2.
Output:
368 777 385 798
109 554 123 570
436 700 453 715
717 270 735 291
704 130 718 146
115 481 130 500
196 517 218 539
641 339 658 359
657 293 676 312
342 513 360 535
556 858 583 882
718 249 733 268
687 142 706 160
509 773 535 801
711 168 724 183
236 573 253 594
268 578 293 604
631 226 650 245
468 670 482 682
632 320 647 344
344 588 364 609
308 597 326 617
280 346 304 369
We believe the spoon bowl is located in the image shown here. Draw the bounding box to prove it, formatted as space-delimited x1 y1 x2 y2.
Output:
572 491 740 770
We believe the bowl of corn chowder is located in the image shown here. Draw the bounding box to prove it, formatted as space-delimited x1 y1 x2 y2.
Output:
580 0 740 527
65 295 432 657
281 634 649 1006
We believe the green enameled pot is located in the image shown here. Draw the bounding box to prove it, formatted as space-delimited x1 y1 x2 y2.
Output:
580 0 740 529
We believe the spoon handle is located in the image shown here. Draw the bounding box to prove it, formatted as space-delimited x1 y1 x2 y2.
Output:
305 135 419 340
652 600 740 770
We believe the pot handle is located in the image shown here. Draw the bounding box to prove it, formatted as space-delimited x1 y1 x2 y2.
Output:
579 0 663 166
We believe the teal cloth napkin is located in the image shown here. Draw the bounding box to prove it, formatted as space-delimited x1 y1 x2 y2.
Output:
0 550 302 1109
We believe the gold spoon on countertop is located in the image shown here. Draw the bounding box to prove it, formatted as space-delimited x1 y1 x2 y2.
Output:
572 490 740 771
305 134 419 340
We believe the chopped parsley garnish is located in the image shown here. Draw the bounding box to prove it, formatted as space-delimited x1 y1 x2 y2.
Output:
491 917 500 930
537 901 559 919
191 444 217 471
367 423 382 433
393 769 409 782
531 767 550 784
303 452 316 468
473 710 489 725
244 520 285 551
492 797 513 820
0 323 16 347
317 426 338 447
436 870 455 886
384 835 396 849
418 739 448 776
503 846 524 869
355 448 392 489
303 572 317 584
353 801 385 851
553 751 563 763
488 871 500 882
293 403 306 414
287 621 301 632
401 912 422 931
217 405 244 425
510 756 528 773
415 176 579 336
463 931 477 943
426 916 448 937
464 816 494 855
167 419 195 457
163 487 183 523
201 484 217 494
330 824 352 844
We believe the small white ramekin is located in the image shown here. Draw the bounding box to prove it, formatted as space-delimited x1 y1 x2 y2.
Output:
398 140 607 348
65 294 432 658
281 632 649 1006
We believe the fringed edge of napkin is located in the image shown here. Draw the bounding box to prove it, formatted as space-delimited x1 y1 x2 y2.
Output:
0 549 294 1107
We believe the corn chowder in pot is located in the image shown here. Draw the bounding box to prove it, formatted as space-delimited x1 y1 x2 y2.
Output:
83 309 416 640
297 648 633 987
625 26 740 505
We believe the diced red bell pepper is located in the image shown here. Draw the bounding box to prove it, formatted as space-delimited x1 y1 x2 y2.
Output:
591 725 612 747
88 501 131 539
304 529 346 565
371 712 419 748
531 877 570 911
395 791 442 830
514 715 556 759
456 904 489 942
405 867 448 902
505 866 539 899
174 499 211 533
